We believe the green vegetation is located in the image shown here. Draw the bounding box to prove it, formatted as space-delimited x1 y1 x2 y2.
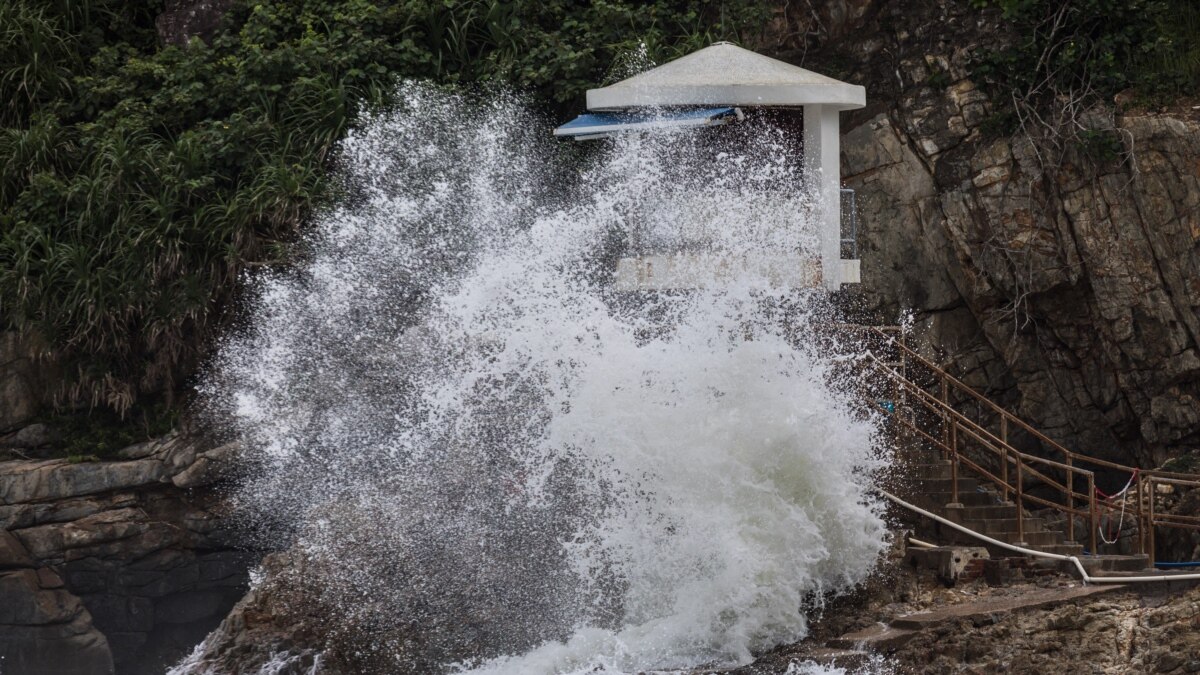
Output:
971 0 1200 106
0 0 771 420
51 401 177 460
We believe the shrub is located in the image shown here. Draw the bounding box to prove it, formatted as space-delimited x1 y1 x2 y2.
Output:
0 0 771 416
971 0 1200 107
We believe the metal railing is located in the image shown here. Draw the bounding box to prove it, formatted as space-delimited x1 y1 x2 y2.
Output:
837 324 1200 564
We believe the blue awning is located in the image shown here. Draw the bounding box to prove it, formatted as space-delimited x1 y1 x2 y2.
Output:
553 107 741 140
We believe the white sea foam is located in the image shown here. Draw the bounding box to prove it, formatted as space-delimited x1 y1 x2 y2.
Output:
199 83 890 674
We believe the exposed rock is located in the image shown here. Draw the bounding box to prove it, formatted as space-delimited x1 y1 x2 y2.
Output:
0 423 60 451
886 585 1200 673
746 538 1200 674
172 441 238 489
0 434 251 675
782 0 1200 467
0 434 231 508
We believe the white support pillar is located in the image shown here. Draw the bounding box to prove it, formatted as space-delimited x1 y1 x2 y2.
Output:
803 104 843 291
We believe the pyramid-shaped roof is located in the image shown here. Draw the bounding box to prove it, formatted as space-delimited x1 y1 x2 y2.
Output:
586 42 865 111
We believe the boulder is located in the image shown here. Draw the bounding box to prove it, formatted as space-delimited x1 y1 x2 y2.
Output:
0 568 114 675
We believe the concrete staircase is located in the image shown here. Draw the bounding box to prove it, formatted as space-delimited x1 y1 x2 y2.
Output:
900 452 1150 573
836 324 1200 573
906 458 1084 556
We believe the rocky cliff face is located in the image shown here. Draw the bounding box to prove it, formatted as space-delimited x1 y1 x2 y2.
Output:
0 435 251 675
777 0 1200 467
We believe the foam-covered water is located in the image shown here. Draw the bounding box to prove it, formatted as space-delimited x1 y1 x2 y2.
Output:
199 83 890 674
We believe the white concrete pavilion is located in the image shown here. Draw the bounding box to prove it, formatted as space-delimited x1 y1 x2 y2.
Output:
555 42 865 291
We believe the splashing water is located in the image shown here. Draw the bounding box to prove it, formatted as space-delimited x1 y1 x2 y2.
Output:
201 83 890 674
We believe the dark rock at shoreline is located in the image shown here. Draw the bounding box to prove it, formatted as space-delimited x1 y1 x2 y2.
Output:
0 434 253 675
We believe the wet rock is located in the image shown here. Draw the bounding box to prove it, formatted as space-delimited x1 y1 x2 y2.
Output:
169 553 336 674
0 529 35 568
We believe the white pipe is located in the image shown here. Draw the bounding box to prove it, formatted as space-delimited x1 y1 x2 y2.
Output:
880 489 1200 584
907 537 937 549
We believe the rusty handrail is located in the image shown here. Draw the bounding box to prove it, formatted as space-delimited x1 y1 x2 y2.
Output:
861 351 1105 546
861 352 1101 547
867 354 1092 478
839 323 1200 564
862 326 1200 483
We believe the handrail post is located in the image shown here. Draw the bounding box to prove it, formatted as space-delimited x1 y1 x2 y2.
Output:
1001 453 1011 502
1148 478 1156 566
1087 473 1098 554
950 418 960 506
1015 457 1025 545
899 329 908 423
940 374 950 461
1000 417 1010 502
1136 475 1144 556
1066 456 1075 543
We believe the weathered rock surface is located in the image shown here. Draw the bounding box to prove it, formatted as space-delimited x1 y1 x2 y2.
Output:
0 434 252 675
888 585 1200 673
745 537 1200 674
773 0 1200 467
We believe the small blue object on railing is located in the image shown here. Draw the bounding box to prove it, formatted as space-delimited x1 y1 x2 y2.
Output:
877 399 895 414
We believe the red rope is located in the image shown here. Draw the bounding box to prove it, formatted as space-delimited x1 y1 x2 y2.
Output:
1095 468 1139 501
1096 468 1139 544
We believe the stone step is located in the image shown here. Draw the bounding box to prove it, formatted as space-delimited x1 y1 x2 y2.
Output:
911 462 952 480
887 584 1124 631
920 490 998 507
953 504 1019 519
960 517 1047 535
800 647 872 670
1075 554 1151 574
826 623 917 652
990 530 1063 547
1043 543 1085 556
911 477 979 494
